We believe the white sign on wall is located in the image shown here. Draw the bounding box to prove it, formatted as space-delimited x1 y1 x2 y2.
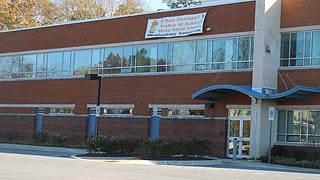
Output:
145 12 207 39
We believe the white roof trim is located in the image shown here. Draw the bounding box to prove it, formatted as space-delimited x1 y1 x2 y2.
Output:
0 104 75 108
87 104 134 109
148 104 205 109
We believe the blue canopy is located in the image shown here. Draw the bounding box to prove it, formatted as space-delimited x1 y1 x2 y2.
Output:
192 84 320 101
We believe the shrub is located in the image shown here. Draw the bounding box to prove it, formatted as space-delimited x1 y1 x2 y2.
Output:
271 145 320 161
34 131 67 145
87 135 139 155
136 138 211 159
136 139 165 158
272 156 320 169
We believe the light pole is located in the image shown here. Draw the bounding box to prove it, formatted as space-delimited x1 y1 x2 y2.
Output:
85 74 101 142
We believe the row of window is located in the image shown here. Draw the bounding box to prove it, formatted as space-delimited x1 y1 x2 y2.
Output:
1 30 320 80
49 107 204 117
280 31 320 67
277 110 320 144
0 36 254 79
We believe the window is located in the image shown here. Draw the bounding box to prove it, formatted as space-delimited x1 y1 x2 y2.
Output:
136 44 157 73
195 40 207 70
167 108 204 117
103 108 133 115
47 52 63 77
277 110 320 144
74 50 92 75
212 38 237 70
0 35 254 80
229 109 251 117
50 108 74 114
280 31 320 67
103 47 122 74
0 56 12 78
172 41 195 71
157 43 168 72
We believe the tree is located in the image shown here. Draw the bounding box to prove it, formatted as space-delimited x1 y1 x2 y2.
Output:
0 0 148 30
54 0 109 22
53 0 147 22
0 0 59 30
162 0 201 9
113 0 144 16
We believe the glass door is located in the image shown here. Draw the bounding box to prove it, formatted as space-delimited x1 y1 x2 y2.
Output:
227 109 251 158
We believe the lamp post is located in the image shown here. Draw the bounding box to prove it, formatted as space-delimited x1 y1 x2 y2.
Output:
85 74 101 141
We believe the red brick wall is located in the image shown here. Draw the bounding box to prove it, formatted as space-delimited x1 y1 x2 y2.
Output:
0 115 35 142
0 72 253 115
281 0 320 28
42 116 88 145
160 118 227 157
98 117 149 140
0 2 255 53
0 107 36 114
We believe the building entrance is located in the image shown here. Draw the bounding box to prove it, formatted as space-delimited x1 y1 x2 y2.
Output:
227 109 251 159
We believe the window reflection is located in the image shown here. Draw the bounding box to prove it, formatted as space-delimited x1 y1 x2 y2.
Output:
212 38 237 70
20 54 36 78
280 31 320 67
136 44 157 73
0 56 12 78
278 110 320 144
47 52 63 77
0 35 256 79
172 41 194 71
74 50 91 75
122 46 134 73
157 43 168 72
103 47 122 74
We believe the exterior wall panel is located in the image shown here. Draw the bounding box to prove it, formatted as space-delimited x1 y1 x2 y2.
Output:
0 115 35 142
42 116 87 145
160 118 228 157
281 0 320 28
0 2 255 53
0 72 253 115
98 117 149 140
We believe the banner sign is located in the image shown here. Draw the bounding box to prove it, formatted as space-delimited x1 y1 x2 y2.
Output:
145 12 207 39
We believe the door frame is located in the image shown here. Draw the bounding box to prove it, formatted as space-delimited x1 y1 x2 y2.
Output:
227 109 252 159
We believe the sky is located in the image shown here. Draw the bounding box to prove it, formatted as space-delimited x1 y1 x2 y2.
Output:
148 0 169 11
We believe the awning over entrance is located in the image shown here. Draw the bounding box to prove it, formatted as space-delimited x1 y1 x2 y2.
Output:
192 84 320 101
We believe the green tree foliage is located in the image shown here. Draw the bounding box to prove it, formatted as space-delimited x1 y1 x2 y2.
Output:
162 0 202 9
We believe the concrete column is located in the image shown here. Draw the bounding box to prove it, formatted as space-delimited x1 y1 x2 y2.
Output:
150 108 161 139
253 0 281 90
251 99 278 159
150 117 160 139
251 0 281 159
35 108 45 133
88 108 97 138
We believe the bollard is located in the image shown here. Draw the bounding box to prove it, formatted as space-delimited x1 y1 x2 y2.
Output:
233 138 238 160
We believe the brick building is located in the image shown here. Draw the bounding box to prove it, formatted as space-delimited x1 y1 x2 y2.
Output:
0 0 320 158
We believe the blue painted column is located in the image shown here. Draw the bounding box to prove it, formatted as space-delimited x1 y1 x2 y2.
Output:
35 108 44 133
88 108 97 138
150 108 161 140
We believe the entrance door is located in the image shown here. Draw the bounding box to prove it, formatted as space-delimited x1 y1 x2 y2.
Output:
227 109 251 159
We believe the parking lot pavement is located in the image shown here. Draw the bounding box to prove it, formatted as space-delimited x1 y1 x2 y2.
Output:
1 143 319 175
0 143 86 158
